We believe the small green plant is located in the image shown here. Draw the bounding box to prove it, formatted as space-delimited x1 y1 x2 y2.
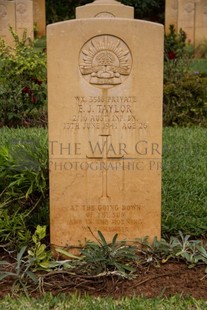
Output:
169 232 207 266
28 225 79 272
27 225 52 270
0 225 61 295
136 232 207 270
0 246 38 296
80 230 137 278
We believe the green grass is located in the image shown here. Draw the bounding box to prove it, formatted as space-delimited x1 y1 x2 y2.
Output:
162 127 207 238
0 293 206 309
190 59 207 74
0 127 207 239
34 36 46 52
0 127 47 144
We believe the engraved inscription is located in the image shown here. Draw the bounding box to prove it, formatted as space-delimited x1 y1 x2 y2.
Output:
16 2 27 15
0 4 7 33
184 2 194 14
95 12 115 18
64 95 143 130
68 204 143 233
171 0 178 10
79 35 132 88
16 0 33 38
16 1 28 29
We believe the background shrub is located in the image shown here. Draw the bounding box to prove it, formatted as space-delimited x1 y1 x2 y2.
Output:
163 26 207 126
195 39 207 59
163 75 207 127
164 25 193 83
0 30 47 128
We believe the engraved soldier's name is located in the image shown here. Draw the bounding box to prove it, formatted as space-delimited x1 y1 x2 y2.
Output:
64 95 139 130
75 95 136 114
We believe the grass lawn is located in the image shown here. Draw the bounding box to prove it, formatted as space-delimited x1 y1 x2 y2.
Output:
0 293 207 309
162 127 207 237
190 58 207 74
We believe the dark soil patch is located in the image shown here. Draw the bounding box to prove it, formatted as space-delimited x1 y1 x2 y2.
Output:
0 249 206 300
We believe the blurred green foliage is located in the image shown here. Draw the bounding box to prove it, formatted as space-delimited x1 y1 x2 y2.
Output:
46 0 165 24
163 26 207 127
0 29 47 128
0 128 49 250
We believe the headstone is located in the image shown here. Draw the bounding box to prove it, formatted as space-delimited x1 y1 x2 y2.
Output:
195 0 207 45
76 0 134 19
48 0 163 250
178 0 196 43
166 0 207 45
0 0 16 45
16 0 33 39
165 0 178 32
33 0 46 37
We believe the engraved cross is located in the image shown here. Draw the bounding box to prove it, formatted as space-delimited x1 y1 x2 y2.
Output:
87 134 124 203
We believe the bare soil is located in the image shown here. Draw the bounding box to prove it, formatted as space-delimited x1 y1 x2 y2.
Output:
0 249 206 300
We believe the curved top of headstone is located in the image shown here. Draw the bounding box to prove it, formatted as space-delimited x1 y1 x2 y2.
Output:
93 0 121 4
76 0 134 19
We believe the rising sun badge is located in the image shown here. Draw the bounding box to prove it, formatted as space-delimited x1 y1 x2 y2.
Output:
79 35 132 88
